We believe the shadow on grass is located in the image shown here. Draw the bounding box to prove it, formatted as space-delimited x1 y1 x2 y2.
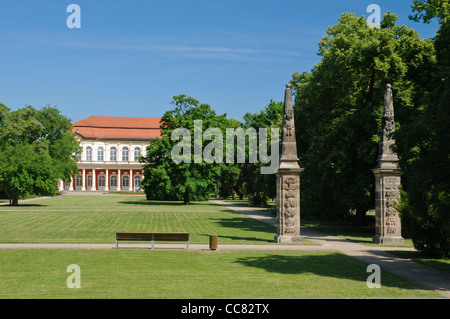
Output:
233 252 436 292
302 216 377 245
204 216 276 243
118 200 218 206
0 203 48 207
388 251 450 273
211 216 274 232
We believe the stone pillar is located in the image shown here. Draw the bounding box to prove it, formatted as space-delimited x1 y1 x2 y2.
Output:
91 169 96 191
105 169 109 191
81 169 86 191
58 180 64 192
117 169 121 191
130 169 133 192
275 83 303 243
372 84 404 245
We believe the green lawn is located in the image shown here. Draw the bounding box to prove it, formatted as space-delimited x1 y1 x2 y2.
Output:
0 195 446 299
0 249 441 298
0 195 279 245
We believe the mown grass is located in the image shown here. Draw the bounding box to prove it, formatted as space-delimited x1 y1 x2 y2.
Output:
0 195 278 245
0 249 442 299
0 195 446 299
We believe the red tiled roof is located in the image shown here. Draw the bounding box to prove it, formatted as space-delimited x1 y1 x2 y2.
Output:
72 116 162 140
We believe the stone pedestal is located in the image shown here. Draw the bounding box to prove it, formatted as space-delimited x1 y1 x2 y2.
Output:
372 169 404 244
275 169 303 243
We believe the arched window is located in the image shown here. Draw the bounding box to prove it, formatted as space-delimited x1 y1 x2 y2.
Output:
110 147 117 161
134 147 141 161
110 175 117 187
75 175 83 187
122 175 129 187
122 147 129 161
98 175 105 187
134 176 141 190
98 147 104 161
86 147 92 161
87 175 93 187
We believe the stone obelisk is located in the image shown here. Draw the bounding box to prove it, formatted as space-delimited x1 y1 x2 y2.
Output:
372 84 404 244
274 83 303 243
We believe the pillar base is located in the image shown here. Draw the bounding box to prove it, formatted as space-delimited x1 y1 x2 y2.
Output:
372 235 405 245
274 234 303 244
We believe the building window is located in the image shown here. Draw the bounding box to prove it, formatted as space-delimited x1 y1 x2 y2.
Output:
122 147 129 161
76 153 81 161
110 147 117 161
87 175 93 187
98 147 104 161
134 176 141 189
76 175 83 187
98 175 105 187
134 147 141 161
110 175 117 187
122 175 129 187
86 147 92 161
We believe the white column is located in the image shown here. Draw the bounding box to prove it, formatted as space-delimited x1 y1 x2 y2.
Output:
81 169 86 191
130 169 133 191
105 169 109 191
117 169 121 191
91 169 96 191
69 177 74 191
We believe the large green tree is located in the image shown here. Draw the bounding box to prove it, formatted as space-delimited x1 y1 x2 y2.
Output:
142 95 235 204
292 12 435 223
240 100 283 206
0 105 79 205
396 0 450 257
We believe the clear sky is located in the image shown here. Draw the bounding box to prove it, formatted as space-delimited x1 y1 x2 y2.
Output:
0 0 440 123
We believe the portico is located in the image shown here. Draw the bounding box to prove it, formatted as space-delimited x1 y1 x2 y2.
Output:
69 167 143 192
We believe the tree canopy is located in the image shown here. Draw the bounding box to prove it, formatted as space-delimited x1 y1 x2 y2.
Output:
292 12 436 223
396 0 450 257
0 104 79 205
142 95 238 204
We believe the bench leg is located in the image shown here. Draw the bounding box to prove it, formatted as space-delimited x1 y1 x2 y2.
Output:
187 240 189 250
116 239 118 248
151 240 154 250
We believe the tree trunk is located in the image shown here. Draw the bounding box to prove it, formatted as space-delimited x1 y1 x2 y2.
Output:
11 191 19 206
354 207 367 226
183 190 190 205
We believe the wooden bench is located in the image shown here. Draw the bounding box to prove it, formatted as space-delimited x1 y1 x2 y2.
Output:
115 232 189 249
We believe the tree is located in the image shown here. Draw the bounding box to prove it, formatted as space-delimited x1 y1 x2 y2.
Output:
216 118 242 199
292 12 436 223
396 0 450 257
36 105 80 183
0 105 80 205
0 143 56 205
142 95 231 204
240 100 283 206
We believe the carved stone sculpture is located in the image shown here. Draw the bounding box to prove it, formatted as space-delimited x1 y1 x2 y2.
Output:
372 84 404 244
275 83 303 243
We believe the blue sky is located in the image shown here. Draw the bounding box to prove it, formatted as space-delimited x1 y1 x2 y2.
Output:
0 0 440 123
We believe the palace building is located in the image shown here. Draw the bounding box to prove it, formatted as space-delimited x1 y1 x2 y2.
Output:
59 116 161 192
